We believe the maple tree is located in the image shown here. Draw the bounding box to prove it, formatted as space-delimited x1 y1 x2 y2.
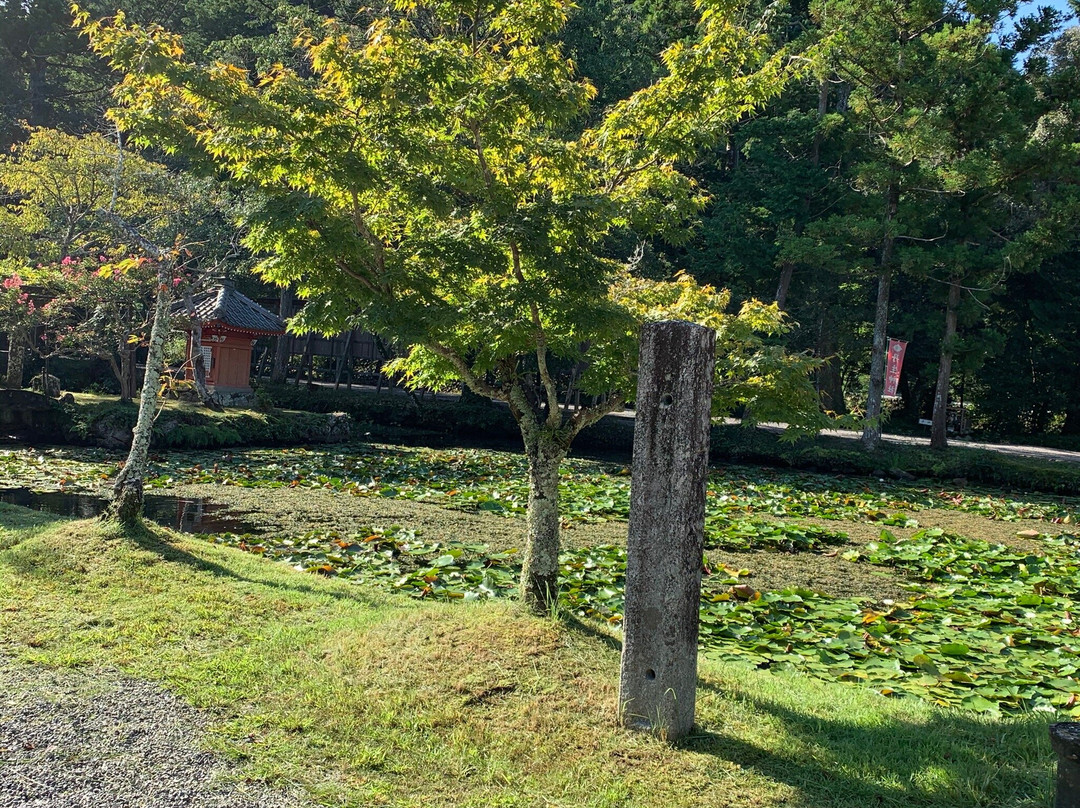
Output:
84 0 819 609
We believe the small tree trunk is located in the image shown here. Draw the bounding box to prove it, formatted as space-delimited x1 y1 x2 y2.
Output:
862 267 892 450
271 287 293 383
1063 400 1080 436
862 182 899 451
520 430 567 614
815 313 846 414
775 262 795 311
294 333 313 385
108 264 173 525
334 330 354 389
118 346 135 402
271 335 291 383
5 328 26 389
930 278 962 450
185 289 219 409
190 319 215 406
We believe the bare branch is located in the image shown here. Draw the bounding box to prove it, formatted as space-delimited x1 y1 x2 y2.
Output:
895 230 948 243
95 208 168 259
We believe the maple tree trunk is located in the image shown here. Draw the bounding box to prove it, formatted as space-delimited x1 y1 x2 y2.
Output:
520 430 566 614
108 267 172 525
5 328 26 389
930 278 962 450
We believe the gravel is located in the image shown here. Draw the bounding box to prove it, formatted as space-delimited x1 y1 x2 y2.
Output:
0 659 303 808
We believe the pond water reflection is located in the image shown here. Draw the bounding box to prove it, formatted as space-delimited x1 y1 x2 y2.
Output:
0 488 260 535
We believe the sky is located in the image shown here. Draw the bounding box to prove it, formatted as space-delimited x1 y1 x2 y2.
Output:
1014 0 1077 25
998 0 1076 52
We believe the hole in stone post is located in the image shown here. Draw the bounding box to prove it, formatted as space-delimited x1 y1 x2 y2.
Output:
645 669 656 680
659 394 674 408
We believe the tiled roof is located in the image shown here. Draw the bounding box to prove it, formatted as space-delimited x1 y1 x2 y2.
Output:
171 282 286 334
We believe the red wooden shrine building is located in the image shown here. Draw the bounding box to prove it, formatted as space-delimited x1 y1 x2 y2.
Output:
172 281 286 395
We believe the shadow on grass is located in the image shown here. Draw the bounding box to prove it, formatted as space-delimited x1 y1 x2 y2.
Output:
559 613 624 653
0 502 69 533
684 679 1052 808
122 517 381 607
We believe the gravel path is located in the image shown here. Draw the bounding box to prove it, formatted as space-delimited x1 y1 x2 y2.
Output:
0 659 303 808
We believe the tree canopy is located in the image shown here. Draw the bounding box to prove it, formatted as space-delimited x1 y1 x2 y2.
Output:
80 0 827 609
0 0 1075 538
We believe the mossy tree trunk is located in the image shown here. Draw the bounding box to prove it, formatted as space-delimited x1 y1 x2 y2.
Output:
520 428 569 611
108 261 174 525
431 338 622 616
502 372 617 614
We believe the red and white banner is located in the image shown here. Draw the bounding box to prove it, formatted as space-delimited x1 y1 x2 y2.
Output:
884 338 908 398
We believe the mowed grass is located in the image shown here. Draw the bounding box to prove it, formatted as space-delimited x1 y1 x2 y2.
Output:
0 504 1054 808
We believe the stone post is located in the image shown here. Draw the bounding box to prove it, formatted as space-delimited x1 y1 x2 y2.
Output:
619 320 715 741
1051 723 1080 808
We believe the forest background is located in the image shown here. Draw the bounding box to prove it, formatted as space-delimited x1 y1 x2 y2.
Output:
1 0 1079 446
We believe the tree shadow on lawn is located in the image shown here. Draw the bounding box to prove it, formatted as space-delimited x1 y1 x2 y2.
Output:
0 502 69 534
557 609 1052 807
560 613 624 652
124 518 382 607
685 679 1053 808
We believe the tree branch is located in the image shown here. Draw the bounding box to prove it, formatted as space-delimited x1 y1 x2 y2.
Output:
426 341 507 402
570 395 625 435
95 208 168 258
510 243 560 426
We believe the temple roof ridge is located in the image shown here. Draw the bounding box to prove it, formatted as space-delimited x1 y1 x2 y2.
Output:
170 282 286 335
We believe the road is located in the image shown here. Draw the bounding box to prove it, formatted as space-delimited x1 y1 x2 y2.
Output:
810 426 1080 464
294 379 1080 465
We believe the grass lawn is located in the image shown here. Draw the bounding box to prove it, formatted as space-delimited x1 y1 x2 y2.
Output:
0 504 1054 807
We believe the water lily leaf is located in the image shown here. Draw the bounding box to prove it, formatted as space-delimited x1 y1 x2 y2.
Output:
940 643 971 657
960 694 998 712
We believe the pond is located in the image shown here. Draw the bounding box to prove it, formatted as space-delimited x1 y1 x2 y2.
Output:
0 488 261 535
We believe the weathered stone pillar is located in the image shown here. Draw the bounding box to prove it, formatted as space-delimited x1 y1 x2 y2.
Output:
1051 723 1080 808
619 320 715 741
